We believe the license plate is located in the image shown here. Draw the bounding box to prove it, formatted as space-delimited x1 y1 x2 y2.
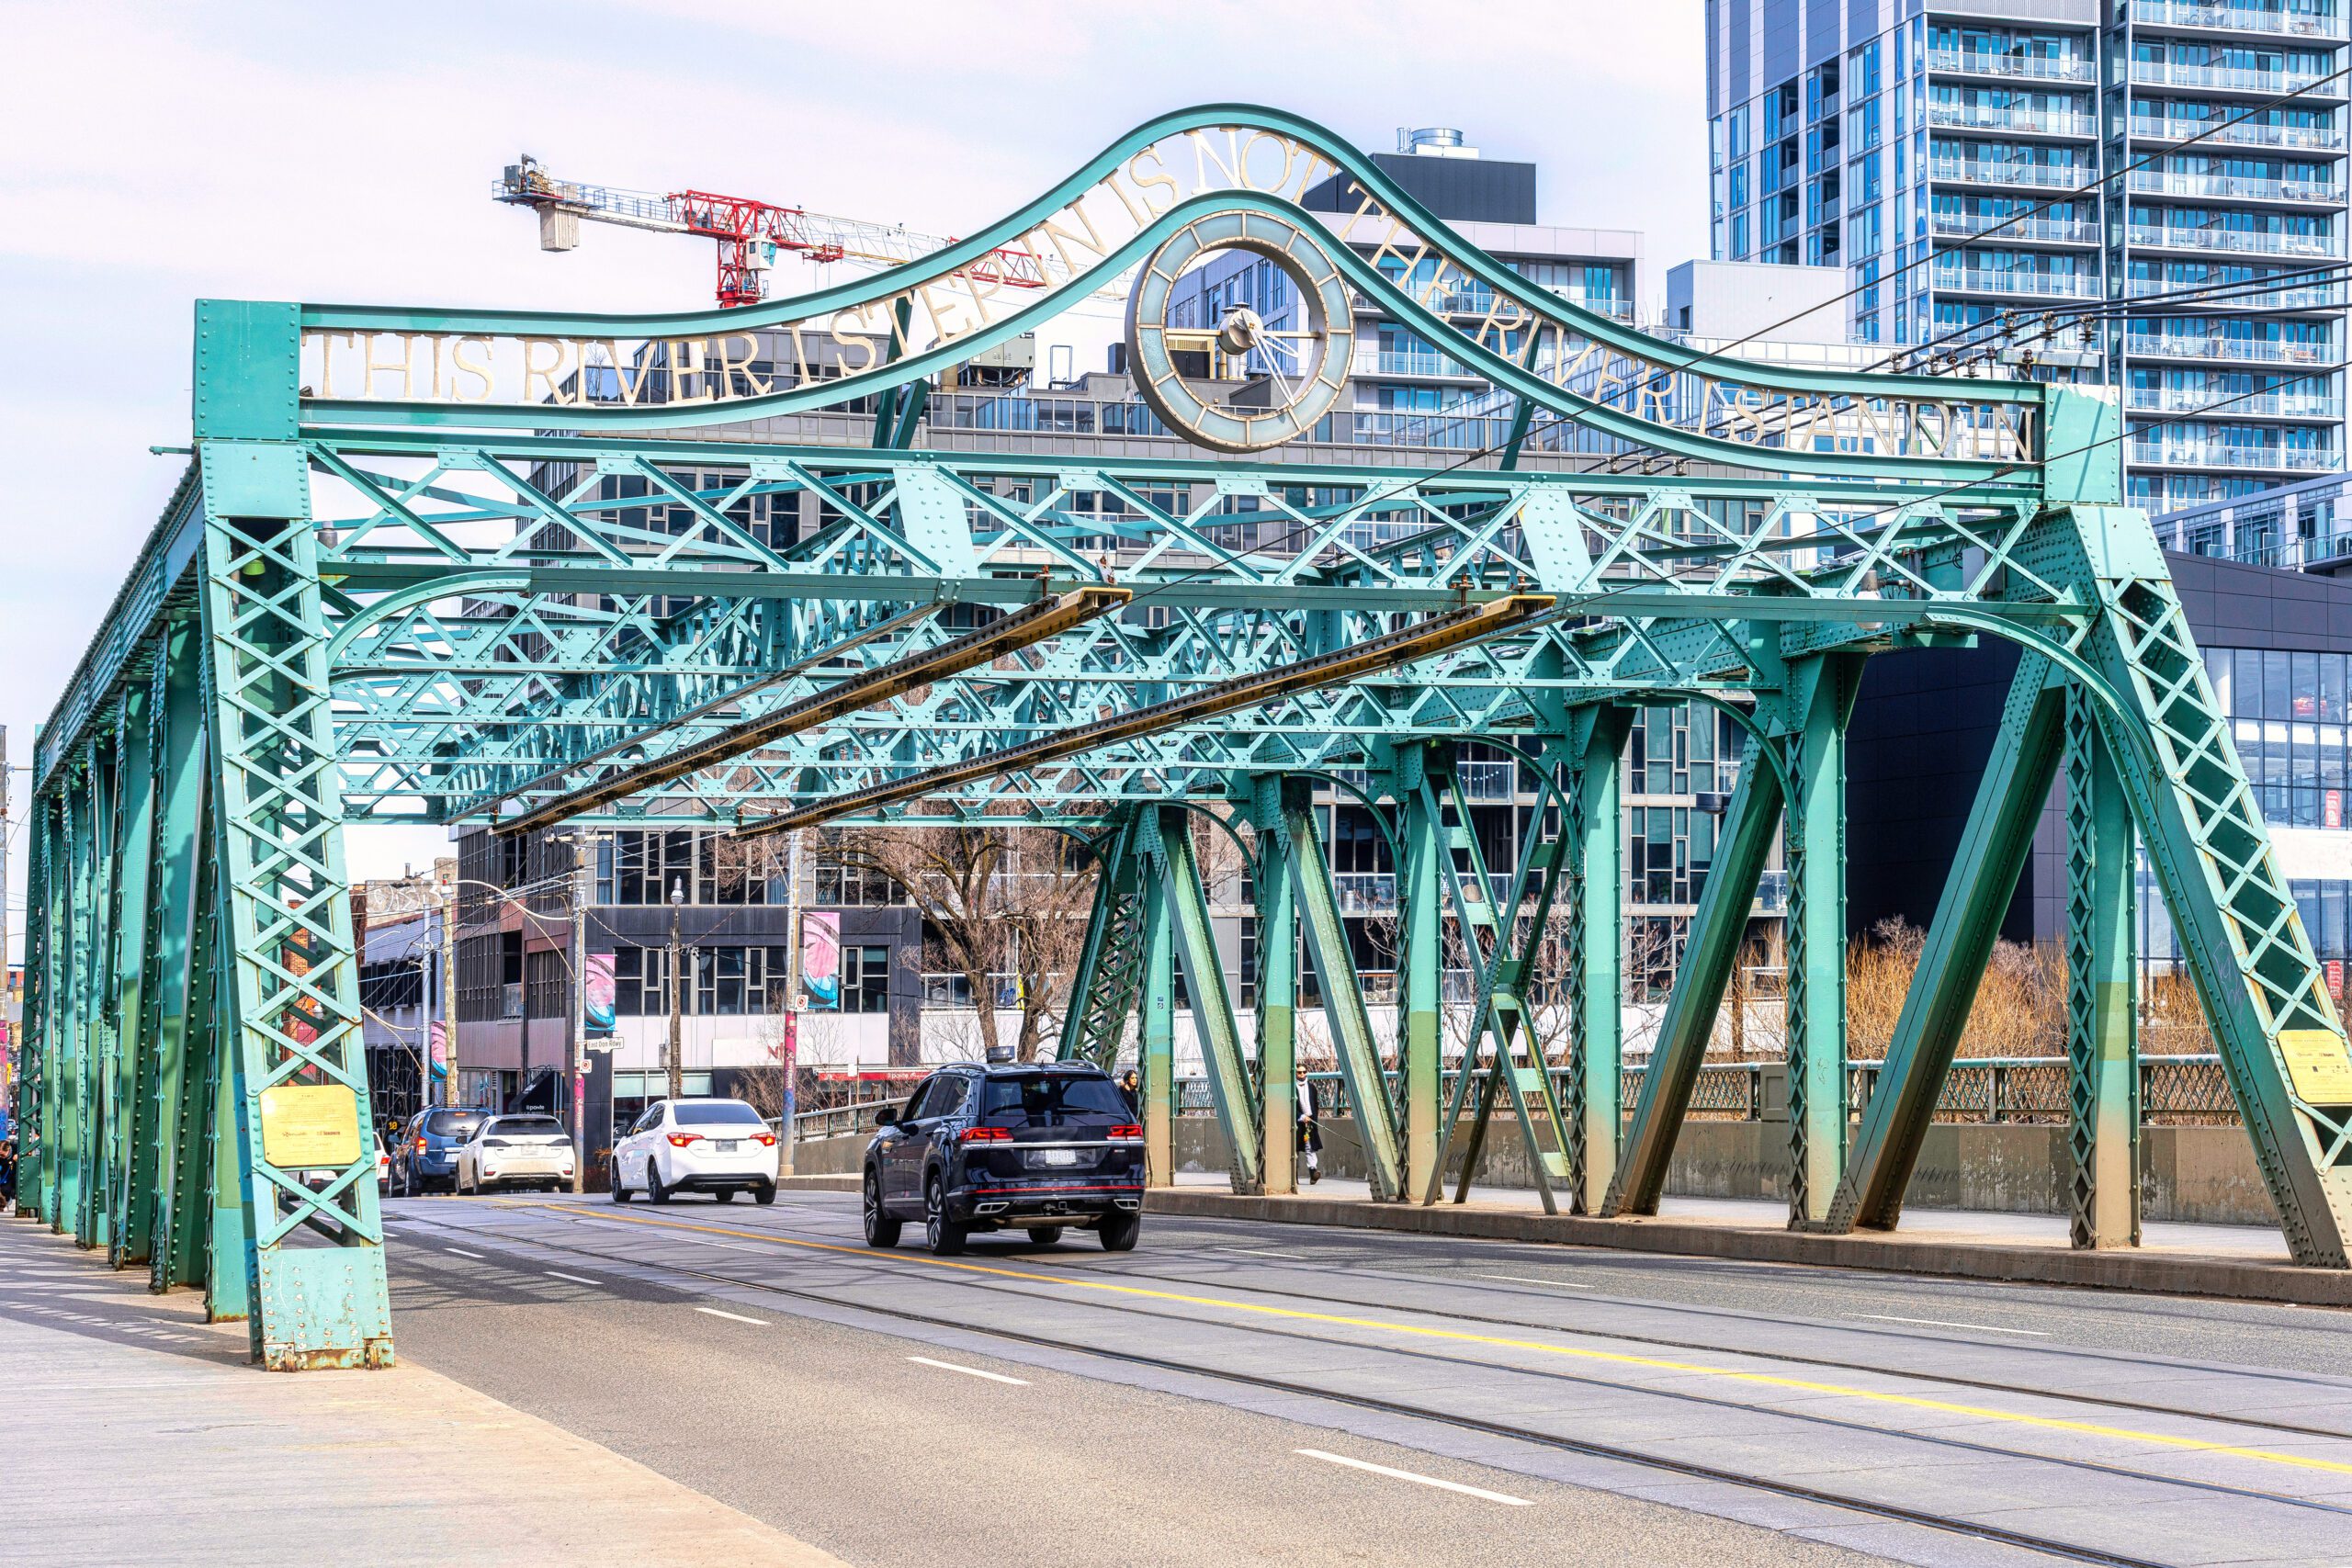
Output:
711 1141 740 1153
1038 1148 1079 1167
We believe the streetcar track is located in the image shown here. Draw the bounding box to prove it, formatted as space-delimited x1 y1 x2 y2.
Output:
435 1199 2352 1445
390 1204 2350 1562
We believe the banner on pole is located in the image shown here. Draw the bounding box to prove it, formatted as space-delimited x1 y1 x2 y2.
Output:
428 1020 449 1080
585 950 616 1037
803 911 841 1010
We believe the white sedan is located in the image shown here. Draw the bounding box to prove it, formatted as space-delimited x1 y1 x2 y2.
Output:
610 1098 778 1204
456 1113 577 1195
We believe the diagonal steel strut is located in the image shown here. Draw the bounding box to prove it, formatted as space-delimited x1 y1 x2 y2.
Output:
494 587 1129 836
733 594 1558 838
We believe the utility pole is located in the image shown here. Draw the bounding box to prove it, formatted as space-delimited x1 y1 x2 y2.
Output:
778 829 803 1179
441 886 460 1107
568 834 592 1193
666 878 685 1101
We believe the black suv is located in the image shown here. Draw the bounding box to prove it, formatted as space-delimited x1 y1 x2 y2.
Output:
862 1061 1144 1255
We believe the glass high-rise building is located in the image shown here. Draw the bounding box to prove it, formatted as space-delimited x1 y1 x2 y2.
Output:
1705 0 2348 510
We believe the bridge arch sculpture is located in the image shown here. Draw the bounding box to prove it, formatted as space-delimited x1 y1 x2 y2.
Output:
16 107 2352 1369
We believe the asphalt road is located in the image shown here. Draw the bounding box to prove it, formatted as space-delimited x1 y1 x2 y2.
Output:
380 1191 2352 1567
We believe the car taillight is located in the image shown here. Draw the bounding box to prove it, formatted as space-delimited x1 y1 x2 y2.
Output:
1110 1124 1143 1140
754 1134 777 1146
666 1134 700 1147
959 1126 1011 1144
413 1136 426 1155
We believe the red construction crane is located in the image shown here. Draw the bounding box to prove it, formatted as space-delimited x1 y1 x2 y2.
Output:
495 154 1053 308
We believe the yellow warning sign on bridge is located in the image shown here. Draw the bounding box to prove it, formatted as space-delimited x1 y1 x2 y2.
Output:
2278 1031 2352 1105
258 1083 362 1168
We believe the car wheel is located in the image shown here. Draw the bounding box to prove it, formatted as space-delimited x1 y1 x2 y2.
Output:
713 1188 734 1204
612 1161 632 1203
863 1170 900 1248
752 1181 776 1206
647 1161 670 1205
924 1176 967 1257
1025 1226 1064 1247
1097 1209 1141 1252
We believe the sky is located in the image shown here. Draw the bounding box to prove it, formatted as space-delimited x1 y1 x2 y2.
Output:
0 0 1710 964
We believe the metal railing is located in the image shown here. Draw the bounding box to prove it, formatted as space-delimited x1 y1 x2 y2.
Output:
2127 169 2345 204
2125 331 2339 362
2131 0 2350 38
1929 158 2092 191
2128 115 2347 152
2128 59 2338 94
1930 266 2101 298
1144 1055 2239 1130
2126 440 2339 469
2121 276 2346 310
1930 211 2100 244
1928 102 2096 137
2125 387 2342 418
2127 223 2337 258
786 1054 2243 1142
1928 48 2095 82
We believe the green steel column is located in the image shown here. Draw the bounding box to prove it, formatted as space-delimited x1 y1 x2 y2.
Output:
1783 655 1861 1230
1567 707 1631 1215
203 931 247 1322
1056 809 1146 1066
1150 805 1260 1193
18 796 62 1223
145 616 209 1288
1828 655 2064 1233
1283 784 1406 1201
1604 743 1782 1217
169 828 222 1294
2067 686 2142 1249
1250 778 1296 1196
2059 503 2352 1267
1398 755 1444 1201
108 679 162 1268
59 761 93 1241
37 792 72 1227
1139 874 1175 1187
197 431 392 1368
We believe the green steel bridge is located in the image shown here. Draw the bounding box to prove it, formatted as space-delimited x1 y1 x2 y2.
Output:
14 106 2352 1369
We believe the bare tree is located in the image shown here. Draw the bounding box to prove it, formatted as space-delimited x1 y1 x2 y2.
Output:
828 823 1098 1061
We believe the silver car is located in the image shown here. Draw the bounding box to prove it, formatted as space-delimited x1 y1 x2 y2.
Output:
455 1113 577 1195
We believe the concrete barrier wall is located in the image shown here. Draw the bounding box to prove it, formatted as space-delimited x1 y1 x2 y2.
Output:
791 1117 2278 1227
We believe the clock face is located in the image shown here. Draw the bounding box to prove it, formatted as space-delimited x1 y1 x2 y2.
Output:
1125 210 1355 454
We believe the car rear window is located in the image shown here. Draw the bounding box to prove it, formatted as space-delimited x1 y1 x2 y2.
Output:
979 1073 1129 1123
673 1100 763 1126
492 1116 565 1135
424 1111 486 1137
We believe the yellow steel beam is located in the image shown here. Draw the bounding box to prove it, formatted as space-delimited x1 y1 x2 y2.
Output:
494 586 1130 837
733 593 1556 840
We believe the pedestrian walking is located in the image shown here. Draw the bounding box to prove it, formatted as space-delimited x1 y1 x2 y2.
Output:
1295 1066 1322 1184
0 1137 16 1207
1118 1067 1141 1116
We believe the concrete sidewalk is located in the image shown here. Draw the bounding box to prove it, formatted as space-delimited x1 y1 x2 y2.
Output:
0 1217 848 1568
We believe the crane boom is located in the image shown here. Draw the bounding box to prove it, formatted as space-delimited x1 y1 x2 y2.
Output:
495 155 1054 307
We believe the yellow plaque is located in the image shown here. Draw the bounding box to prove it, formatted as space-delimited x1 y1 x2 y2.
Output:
258 1083 363 1168
2278 1031 2352 1106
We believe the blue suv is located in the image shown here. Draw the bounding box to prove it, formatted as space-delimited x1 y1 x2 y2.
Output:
863 1061 1144 1255
396 1106 490 1195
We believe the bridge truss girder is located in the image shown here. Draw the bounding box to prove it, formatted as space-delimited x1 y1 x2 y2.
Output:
19 107 2352 1380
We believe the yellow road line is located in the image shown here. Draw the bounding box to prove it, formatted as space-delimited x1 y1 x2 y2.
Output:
522 1203 2352 1479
